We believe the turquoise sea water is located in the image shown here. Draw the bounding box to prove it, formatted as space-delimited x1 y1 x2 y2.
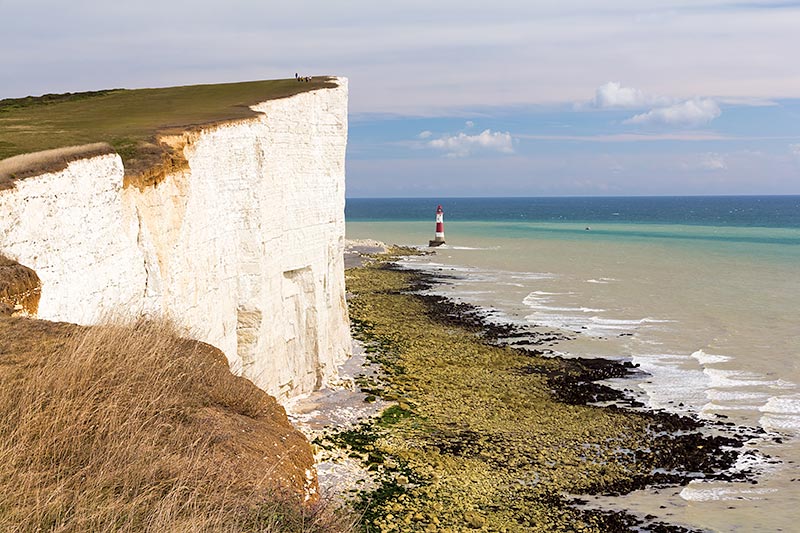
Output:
346 196 800 532
347 196 800 257
346 196 800 227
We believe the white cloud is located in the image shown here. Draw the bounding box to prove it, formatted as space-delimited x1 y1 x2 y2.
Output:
4 2 800 114
790 143 800 156
465 120 475 128
587 81 671 109
717 97 778 107
428 129 514 157
624 98 721 127
418 130 433 139
700 152 726 170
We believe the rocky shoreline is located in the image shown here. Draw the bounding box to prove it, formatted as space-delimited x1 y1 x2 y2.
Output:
314 249 761 532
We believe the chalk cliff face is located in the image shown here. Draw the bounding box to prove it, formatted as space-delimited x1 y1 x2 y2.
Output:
0 79 350 400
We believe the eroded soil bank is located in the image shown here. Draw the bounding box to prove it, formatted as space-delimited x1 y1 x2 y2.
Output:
316 257 754 532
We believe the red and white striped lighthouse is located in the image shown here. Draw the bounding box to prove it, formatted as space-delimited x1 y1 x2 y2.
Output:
429 204 446 247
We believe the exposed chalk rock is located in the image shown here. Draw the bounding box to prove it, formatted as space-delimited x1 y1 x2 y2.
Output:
0 79 351 401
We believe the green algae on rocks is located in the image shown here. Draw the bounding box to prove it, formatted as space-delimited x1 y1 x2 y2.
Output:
327 260 743 532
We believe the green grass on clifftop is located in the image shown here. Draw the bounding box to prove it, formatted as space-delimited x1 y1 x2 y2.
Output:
0 77 336 177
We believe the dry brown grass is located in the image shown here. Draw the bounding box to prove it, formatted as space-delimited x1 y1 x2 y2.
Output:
0 143 114 190
0 316 356 533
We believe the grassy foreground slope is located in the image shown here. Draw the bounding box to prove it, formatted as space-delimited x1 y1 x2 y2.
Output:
0 317 353 533
0 77 336 178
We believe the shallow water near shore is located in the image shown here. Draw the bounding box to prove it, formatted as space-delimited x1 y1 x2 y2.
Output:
346 197 800 532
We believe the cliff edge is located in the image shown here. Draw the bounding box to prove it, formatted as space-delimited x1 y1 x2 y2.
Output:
0 78 351 401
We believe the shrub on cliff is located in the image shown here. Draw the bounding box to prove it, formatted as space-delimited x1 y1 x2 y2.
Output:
0 316 354 532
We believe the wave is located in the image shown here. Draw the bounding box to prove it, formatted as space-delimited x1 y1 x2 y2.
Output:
706 389 771 402
703 368 789 390
523 312 672 337
691 349 732 365
534 305 606 313
680 482 778 502
759 395 800 433
630 353 711 412
508 272 556 281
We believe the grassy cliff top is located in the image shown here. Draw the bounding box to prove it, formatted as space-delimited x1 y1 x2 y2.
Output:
0 77 337 182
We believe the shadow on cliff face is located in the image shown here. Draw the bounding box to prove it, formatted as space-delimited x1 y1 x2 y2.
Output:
0 316 355 533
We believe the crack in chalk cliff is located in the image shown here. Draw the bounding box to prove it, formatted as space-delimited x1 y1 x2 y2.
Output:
135 205 150 302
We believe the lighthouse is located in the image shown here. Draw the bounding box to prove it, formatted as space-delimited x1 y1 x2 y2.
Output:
429 204 446 247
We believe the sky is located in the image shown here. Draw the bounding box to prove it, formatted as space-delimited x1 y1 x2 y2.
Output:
2 0 800 196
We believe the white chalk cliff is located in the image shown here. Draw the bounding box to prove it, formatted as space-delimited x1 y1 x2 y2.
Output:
0 79 351 400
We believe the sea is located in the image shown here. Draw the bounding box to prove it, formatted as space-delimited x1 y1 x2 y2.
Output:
345 196 800 533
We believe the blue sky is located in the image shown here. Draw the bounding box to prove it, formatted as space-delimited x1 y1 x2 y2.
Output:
348 96 800 196
2 0 799 196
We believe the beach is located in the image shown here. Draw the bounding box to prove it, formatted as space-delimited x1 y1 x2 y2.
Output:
311 255 754 531
341 196 800 532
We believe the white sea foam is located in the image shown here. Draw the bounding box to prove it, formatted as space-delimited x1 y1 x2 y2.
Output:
760 395 800 413
400 260 447 268
524 311 671 337
704 368 782 389
399 259 480 273
536 305 606 313
631 353 710 411
701 402 758 411
776 378 797 388
522 291 572 306
586 277 618 284
758 395 800 433
412 264 556 284
508 272 556 281
524 291 551 300
706 389 771 402
523 287 672 337
452 290 492 297
759 413 800 433
691 349 732 365
593 317 671 325
730 447 776 474
680 481 778 502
